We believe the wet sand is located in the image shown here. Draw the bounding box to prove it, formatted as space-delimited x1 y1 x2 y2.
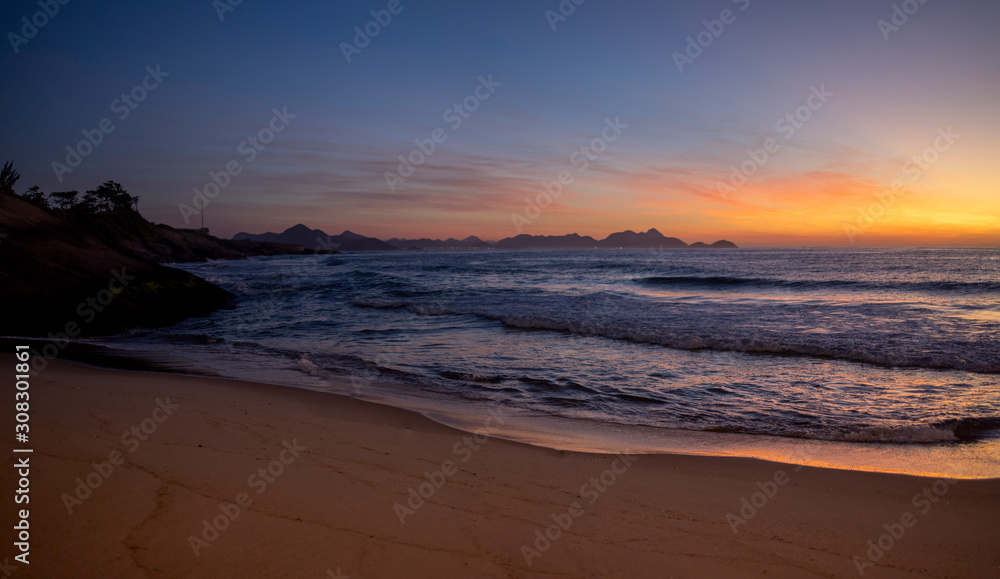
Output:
2 356 998 578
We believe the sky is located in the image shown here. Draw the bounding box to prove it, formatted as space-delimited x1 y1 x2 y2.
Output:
2 0 999 246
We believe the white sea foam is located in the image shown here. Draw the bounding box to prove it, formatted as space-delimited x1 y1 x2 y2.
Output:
295 356 320 374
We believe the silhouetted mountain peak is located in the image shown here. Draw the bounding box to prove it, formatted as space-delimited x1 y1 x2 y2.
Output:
337 230 366 241
496 232 599 248
598 228 684 248
233 225 394 251
386 235 495 250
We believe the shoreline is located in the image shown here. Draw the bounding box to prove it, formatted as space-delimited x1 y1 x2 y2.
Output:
23 341 1000 480
3 356 998 577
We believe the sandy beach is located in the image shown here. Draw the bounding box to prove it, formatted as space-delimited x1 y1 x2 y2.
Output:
4 1 999 577
3 356 998 578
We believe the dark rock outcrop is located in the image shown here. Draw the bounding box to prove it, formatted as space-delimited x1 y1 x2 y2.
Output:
56 211 321 264
0 194 236 337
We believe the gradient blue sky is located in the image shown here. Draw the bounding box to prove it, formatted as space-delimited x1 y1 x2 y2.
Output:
2 0 999 245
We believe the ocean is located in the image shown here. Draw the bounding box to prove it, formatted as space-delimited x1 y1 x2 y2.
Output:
98 247 1000 477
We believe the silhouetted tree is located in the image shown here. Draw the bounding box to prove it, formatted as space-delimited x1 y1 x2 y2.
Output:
21 185 50 209
83 181 138 213
0 168 140 216
0 161 19 196
50 190 80 210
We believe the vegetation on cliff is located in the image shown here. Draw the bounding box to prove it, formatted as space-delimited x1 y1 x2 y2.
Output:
0 162 243 337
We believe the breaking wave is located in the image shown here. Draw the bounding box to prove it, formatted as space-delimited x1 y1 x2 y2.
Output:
352 296 1000 373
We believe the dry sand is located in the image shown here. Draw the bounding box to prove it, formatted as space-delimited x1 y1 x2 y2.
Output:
2 357 998 578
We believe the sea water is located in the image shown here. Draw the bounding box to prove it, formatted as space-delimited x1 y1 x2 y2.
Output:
100 247 1000 477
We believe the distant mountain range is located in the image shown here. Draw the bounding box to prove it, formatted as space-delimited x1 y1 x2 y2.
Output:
388 236 493 250
233 225 737 251
234 224 396 252
495 228 713 249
